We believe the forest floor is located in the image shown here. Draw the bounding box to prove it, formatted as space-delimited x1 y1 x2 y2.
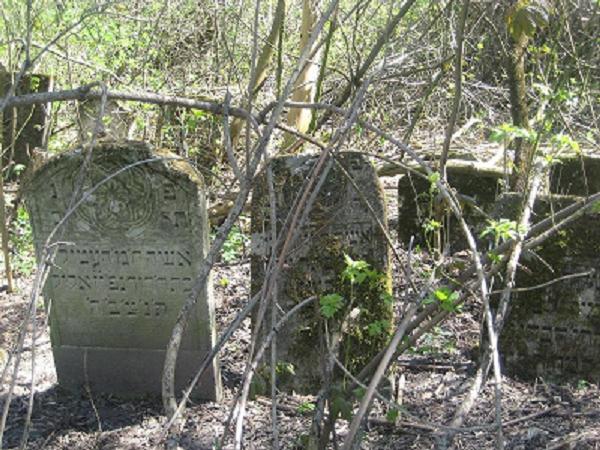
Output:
2 154 600 449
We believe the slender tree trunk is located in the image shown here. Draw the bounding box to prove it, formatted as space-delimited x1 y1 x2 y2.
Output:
440 0 470 179
507 27 532 191
230 0 286 148
0 166 13 294
283 0 323 149
0 85 14 293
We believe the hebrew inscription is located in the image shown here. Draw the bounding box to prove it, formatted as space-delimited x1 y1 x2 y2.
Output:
251 153 392 394
496 194 600 383
24 142 221 400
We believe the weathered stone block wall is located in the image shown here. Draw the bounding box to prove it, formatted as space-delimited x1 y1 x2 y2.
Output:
251 153 392 394
549 155 600 196
495 193 600 383
397 165 502 250
24 142 221 400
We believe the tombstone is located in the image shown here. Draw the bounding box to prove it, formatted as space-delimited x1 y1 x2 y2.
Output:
1 71 53 177
79 98 133 142
24 142 221 400
494 193 600 383
251 153 392 394
397 163 503 251
549 154 600 196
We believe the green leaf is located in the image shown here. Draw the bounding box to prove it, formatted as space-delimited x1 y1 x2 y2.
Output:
331 394 353 421
428 171 440 194
551 133 580 153
297 401 315 414
425 287 462 313
487 251 504 264
380 292 394 306
320 293 344 319
275 361 295 375
507 0 550 40
13 164 26 175
428 172 440 184
386 408 400 422
423 219 442 234
367 319 391 336
222 226 248 262
342 254 372 285
353 386 366 400
480 218 524 243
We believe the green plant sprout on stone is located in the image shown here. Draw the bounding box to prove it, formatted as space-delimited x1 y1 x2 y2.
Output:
367 319 392 337
319 253 393 371
480 218 525 247
320 293 344 319
341 253 377 285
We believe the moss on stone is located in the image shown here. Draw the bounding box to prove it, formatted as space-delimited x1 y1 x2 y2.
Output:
250 152 392 394
496 193 600 383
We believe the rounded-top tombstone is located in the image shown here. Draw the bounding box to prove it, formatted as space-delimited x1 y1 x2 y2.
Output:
24 141 221 401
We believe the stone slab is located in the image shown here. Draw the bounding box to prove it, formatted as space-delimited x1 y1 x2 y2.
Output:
549 155 600 196
251 153 392 394
53 347 215 399
24 142 221 400
495 193 600 383
397 165 502 251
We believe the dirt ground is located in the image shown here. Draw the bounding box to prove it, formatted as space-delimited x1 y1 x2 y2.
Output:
2 177 600 450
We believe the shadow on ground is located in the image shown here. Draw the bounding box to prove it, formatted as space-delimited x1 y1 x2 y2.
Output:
3 384 163 449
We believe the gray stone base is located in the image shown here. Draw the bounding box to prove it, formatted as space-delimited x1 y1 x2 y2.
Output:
53 346 220 401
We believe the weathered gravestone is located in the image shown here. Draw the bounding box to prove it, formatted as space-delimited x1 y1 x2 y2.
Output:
251 153 392 394
79 98 133 142
494 193 600 383
24 142 221 400
397 163 502 251
549 154 600 196
1 71 52 176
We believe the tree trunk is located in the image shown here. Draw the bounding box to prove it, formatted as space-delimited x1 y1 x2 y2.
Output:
507 23 532 191
230 0 286 149
283 0 323 150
